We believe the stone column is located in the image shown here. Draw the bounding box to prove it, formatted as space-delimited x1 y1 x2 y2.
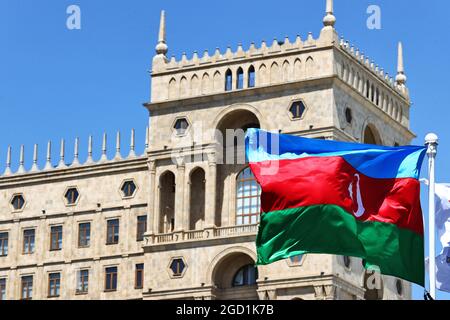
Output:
174 156 185 232
146 161 156 236
184 180 191 231
153 179 161 235
205 152 217 228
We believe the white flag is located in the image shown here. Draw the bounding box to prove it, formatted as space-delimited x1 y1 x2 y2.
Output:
434 183 450 293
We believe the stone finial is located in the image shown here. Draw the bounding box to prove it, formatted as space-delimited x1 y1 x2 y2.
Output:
18 145 26 174
155 10 168 55
201 50 210 62
44 141 53 170
284 35 291 45
100 133 108 163
58 139 67 168
30 144 39 172
128 129 136 158
395 42 407 85
181 52 188 64
214 47 221 59
115 131 122 160
72 137 80 166
323 0 336 27
3 146 12 176
192 51 199 62
86 135 94 165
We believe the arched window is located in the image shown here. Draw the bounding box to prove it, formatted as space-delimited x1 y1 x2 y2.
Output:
225 69 233 91
159 171 176 233
232 264 258 287
248 65 255 88
236 68 244 89
236 167 261 225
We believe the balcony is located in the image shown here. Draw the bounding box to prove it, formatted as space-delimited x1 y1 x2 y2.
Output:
143 224 259 251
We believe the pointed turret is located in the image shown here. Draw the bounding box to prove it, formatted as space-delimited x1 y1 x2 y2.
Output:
395 42 407 86
155 10 168 56
323 0 336 28
319 0 339 45
153 10 169 72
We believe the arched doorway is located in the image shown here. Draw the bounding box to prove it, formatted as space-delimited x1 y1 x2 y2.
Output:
214 108 261 227
189 168 206 230
211 251 258 300
159 171 176 233
363 124 382 145
215 108 260 165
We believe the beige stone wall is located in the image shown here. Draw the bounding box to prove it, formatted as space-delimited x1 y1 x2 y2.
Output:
0 160 149 300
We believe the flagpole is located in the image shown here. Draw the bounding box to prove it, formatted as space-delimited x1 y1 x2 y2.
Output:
425 133 438 299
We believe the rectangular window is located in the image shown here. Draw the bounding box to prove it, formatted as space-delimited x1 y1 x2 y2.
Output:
106 219 119 245
78 223 91 248
136 216 147 241
48 273 61 298
105 267 118 292
77 269 89 294
21 276 33 300
0 278 6 300
23 229 35 254
135 264 144 289
0 232 8 256
50 226 63 251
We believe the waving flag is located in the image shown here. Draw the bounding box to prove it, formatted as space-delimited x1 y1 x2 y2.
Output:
434 183 450 292
246 129 427 286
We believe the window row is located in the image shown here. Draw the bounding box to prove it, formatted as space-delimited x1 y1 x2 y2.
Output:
0 263 261 300
0 216 147 256
166 57 316 100
0 264 144 300
340 62 404 123
225 66 255 91
9 180 137 211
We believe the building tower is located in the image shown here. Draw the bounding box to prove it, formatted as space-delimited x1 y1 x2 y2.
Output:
142 0 412 299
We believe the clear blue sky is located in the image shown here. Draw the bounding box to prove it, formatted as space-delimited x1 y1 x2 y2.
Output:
1 0 449 300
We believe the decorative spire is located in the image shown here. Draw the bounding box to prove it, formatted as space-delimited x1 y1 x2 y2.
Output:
395 42 407 85
86 135 94 164
3 146 12 176
30 144 39 172
155 10 168 55
128 129 136 158
323 0 336 28
100 133 108 163
115 131 122 160
18 145 26 174
44 141 53 170
72 137 80 166
58 139 67 168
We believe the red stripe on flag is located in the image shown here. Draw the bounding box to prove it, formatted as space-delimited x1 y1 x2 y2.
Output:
250 156 424 235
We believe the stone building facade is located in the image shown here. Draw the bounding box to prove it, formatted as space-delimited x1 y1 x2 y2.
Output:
0 0 414 300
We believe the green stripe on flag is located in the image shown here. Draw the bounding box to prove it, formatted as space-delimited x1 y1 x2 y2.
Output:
256 205 424 286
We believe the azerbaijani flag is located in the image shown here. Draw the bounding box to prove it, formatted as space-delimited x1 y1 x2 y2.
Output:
245 129 427 286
